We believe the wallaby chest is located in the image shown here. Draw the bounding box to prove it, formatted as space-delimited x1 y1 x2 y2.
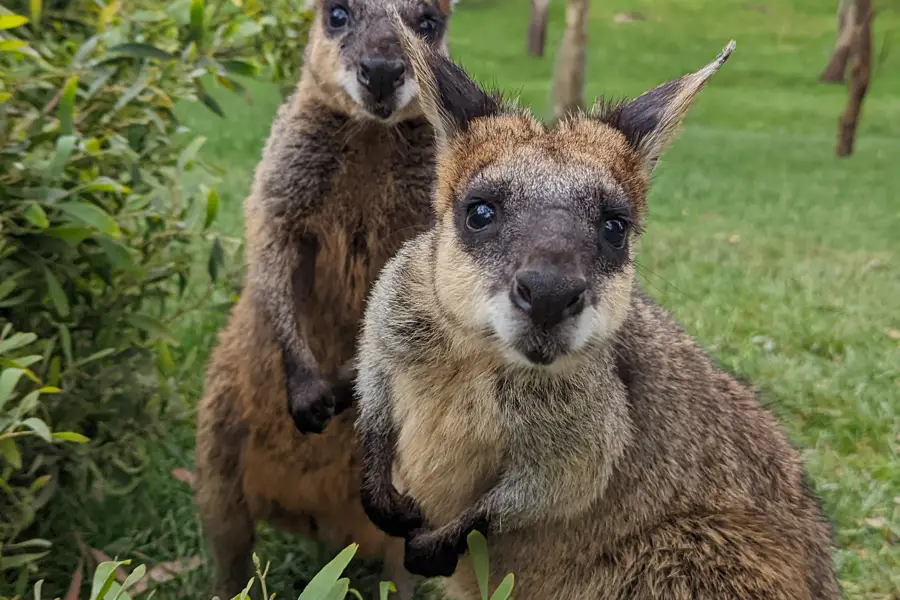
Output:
304 123 435 374
391 363 507 526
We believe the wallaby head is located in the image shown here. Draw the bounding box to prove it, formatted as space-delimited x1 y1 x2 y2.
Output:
396 22 734 367
304 0 453 123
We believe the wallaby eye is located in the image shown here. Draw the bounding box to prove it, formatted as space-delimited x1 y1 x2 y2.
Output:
603 218 628 249
418 17 438 38
328 5 350 29
465 202 496 231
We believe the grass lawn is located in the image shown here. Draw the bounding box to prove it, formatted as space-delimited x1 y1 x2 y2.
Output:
61 0 899 598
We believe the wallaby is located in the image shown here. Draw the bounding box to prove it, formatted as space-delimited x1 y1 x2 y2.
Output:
194 1 454 597
354 28 840 600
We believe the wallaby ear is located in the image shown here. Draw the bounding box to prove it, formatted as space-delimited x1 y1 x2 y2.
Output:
391 9 499 145
596 41 735 170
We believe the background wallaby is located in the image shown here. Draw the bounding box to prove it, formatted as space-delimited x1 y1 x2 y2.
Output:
355 30 840 600
194 0 453 597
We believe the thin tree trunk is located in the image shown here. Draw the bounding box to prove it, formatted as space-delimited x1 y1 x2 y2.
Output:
837 0 874 157
820 0 855 83
527 0 551 57
550 0 588 124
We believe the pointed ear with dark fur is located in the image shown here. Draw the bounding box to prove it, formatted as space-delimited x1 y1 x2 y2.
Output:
391 9 499 145
595 41 735 170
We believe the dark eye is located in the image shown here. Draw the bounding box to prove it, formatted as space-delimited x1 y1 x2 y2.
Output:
465 202 496 231
603 218 628 249
418 17 438 38
328 5 350 29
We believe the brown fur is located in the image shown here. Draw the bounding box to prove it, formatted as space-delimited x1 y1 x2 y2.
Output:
194 1 453 597
355 35 840 599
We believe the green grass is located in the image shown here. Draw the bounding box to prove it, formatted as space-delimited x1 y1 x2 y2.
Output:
54 0 899 598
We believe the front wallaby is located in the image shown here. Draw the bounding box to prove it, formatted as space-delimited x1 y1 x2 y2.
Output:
354 28 840 600
194 1 454 598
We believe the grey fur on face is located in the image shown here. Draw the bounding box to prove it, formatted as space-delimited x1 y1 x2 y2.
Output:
314 0 450 121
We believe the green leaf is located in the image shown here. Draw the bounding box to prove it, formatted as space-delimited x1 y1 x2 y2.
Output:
108 43 174 61
111 564 145 600
44 226 94 245
90 561 130 600
58 201 122 238
0 40 27 52
0 92 11 102
197 85 224 117
177 136 206 172
96 237 136 271
30 0 42 24
0 368 27 408
297 544 358 600
0 438 22 470
220 59 258 77
156 341 176 377
489 574 515 600
30 474 51 492
207 237 224 282
0 552 49 570
467 530 490 600
43 268 70 318
23 203 49 229
43 135 76 183
0 15 29 30
23 418 52 442
0 332 37 354
324 578 349 600
379 582 397 600
53 431 90 443
189 0 205 48
81 177 130 194
59 76 78 136
57 324 73 368
204 187 219 229
126 314 179 346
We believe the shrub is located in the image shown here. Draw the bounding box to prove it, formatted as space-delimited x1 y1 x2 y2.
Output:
0 0 309 593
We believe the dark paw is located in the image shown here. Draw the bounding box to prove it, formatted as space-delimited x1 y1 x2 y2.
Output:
403 529 460 578
362 486 426 538
287 375 336 434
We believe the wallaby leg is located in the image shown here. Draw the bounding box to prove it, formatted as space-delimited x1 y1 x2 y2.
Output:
196 383 256 599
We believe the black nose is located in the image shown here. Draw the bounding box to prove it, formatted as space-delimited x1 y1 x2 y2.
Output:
511 270 587 328
357 57 405 103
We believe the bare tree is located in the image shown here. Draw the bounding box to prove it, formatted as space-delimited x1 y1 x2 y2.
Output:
527 0 551 56
837 0 874 156
550 0 589 124
820 0 856 82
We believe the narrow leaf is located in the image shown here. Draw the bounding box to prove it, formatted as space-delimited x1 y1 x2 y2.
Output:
219 59 258 77
44 268 70 317
379 582 397 600
207 237 224 282
467 530 490 600
489 574 515 600
0 438 22 470
23 203 49 229
58 201 122 238
204 187 219 229
323 578 349 600
177 136 206 172
43 135 76 183
30 0 42 24
53 432 90 443
297 544 359 600
0 552 49 569
112 564 145 600
0 15 29 30
108 43 174 61
23 417 52 442
189 0 205 48
0 333 37 355
58 76 78 136
0 368 27 407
